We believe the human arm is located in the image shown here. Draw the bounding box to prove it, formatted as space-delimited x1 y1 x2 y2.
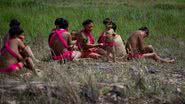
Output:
17 39 30 59
138 36 144 52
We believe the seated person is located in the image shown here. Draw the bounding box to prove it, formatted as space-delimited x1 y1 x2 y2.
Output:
70 30 80 50
76 19 105 59
0 26 38 75
126 27 175 63
3 19 21 44
3 19 39 62
71 30 78 42
48 18 81 62
98 18 127 57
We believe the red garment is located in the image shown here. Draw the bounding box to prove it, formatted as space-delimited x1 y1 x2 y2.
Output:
0 63 23 73
48 29 73 61
129 52 143 59
81 29 95 44
52 50 73 61
81 48 99 58
98 32 115 47
0 39 23 73
104 41 115 47
97 32 105 44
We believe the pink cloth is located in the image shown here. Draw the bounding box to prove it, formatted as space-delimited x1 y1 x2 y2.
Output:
81 29 95 44
5 39 19 59
0 39 19 59
52 50 73 61
49 29 74 61
98 32 105 44
76 29 95 50
98 32 115 47
104 41 115 47
0 63 22 73
49 29 68 48
129 52 143 60
81 48 99 58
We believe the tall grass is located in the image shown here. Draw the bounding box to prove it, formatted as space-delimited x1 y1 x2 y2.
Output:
0 0 185 43
0 0 185 103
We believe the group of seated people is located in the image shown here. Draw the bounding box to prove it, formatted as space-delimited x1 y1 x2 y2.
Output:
0 18 175 76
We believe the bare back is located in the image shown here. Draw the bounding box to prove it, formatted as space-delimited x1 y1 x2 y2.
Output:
0 38 24 69
126 31 144 54
49 31 71 56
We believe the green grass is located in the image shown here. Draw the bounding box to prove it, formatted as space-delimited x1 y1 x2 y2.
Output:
0 0 185 43
0 0 185 103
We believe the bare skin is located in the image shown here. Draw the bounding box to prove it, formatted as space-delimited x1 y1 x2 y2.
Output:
78 23 105 59
3 34 40 63
71 30 78 42
0 36 37 75
126 30 175 63
99 22 127 58
81 23 102 50
48 28 81 61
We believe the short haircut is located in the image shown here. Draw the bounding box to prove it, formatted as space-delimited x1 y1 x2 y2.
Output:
9 26 24 38
138 26 149 35
54 18 69 29
9 19 20 28
103 18 112 25
112 22 117 32
82 19 93 27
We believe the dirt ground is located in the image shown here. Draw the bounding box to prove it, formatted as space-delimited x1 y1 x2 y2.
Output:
0 36 185 104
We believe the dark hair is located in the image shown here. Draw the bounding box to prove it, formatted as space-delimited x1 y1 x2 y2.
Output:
9 19 21 28
9 26 24 38
54 18 69 29
82 19 93 27
112 22 117 32
139 26 149 35
103 18 112 25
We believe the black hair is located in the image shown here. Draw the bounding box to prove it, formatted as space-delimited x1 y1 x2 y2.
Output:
54 18 69 29
103 18 112 25
82 19 93 27
9 19 21 28
138 26 149 35
112 22 117 32
9 26 24 38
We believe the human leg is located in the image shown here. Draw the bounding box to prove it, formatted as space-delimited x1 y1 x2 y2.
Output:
0 62 23 73
142 52 175 63
143 45 155 53
23 57 41 76
24 46 40 62
71 51 82 61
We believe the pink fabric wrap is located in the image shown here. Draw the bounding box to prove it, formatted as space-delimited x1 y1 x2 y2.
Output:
0 63 22 73
49 29 74 61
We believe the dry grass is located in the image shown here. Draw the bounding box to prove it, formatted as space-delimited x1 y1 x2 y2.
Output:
0 35 185 104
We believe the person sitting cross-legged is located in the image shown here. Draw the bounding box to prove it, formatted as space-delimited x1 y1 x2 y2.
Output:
48 18 81 62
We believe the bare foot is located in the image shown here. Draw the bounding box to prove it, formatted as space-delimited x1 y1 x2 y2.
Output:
168 59 175 64
20 71 32 78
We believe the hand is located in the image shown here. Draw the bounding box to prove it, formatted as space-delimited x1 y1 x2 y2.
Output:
97 43 104 48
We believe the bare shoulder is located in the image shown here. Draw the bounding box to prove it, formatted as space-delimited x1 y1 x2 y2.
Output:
16 38 23 43
131 31 141 39
63 31 70 36
16 38 25 47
